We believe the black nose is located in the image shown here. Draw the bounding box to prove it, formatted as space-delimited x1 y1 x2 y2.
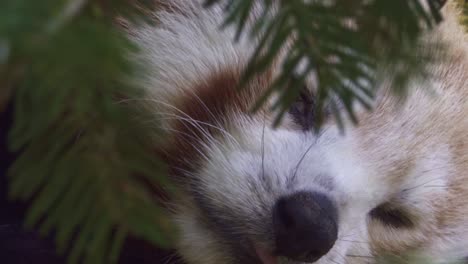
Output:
273 191 338 262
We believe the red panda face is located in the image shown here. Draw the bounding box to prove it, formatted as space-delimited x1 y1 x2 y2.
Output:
157 68 365 264
133 38 374 263
132 10 370 260
129 0 468 264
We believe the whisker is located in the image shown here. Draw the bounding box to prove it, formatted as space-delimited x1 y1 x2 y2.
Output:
423 185 449 189
261 111 267 185
159 127 215 167
155 111 238 147
346 254 374 259
157 115 219 146
186 88 221 125
334 250 349 264
338 239 370 244
289 140 315 186
401 177 446 192
118 97 241 146
162 251 179 264
337 226 362 240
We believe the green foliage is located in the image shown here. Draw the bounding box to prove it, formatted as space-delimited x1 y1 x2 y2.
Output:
461 0 468 28
206 0 446 131
0 0 466 263
1 0 173 263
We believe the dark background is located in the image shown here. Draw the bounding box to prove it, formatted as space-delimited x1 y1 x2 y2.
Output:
0 102 180 264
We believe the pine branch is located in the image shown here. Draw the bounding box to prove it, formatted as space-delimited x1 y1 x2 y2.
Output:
461 0 468 28
1 0 173 263
206 0 446 131
1 1 465 264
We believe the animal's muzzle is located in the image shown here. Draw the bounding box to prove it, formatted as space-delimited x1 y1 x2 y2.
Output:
273 191 338 263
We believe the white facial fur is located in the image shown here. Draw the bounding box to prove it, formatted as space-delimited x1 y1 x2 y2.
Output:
130 0 468 263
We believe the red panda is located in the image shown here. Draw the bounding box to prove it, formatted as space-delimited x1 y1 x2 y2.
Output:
128 1 468 263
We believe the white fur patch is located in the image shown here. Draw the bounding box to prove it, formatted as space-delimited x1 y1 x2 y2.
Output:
130 0 468 263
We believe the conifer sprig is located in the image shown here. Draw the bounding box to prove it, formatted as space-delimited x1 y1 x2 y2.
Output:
2 1 173 263
1 0 466 263
462 0 468 28
205 0 446 130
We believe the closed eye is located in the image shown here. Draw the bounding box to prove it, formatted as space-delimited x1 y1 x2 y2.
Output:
289 86 316 130
369 202 415 229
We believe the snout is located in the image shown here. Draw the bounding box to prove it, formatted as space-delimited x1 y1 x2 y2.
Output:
273 191 338 263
